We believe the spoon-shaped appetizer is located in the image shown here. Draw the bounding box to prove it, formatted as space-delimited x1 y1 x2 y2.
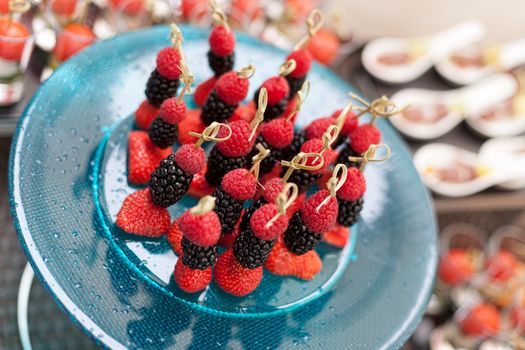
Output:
362 20 486 84
413 143 525 197
390 73 518 139
436 39 525 85
479 136 525 190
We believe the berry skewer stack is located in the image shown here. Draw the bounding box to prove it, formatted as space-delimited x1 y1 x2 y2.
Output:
175 195 222 293
204 88 265 186
214 183 298 296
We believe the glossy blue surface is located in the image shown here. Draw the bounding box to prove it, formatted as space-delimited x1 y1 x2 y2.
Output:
9 25 438 349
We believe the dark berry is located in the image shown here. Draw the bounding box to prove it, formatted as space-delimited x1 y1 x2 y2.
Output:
285 75 306 98
207 50 234 77
283 212 322 255
280 167 321 192
253 88 287 121
213 187 244 236
201 90 237 125
148 117 178 148
336 197 364 226
233 229 275 269
181 237 218 270
205 147 248 187
240 198 266 232
336 140 360 168
281 130 307 161
149 154 192 207
145 69 180 107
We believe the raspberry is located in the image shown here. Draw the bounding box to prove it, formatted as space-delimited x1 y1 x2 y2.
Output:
215 71 249 105
261 76 290 106
187 164 215 198
336 140 360 168
233 229 276 269
128 131 171 185
438 249 475 286
201 91 237 125
149 154 193 207
305 117 334 140
323 224 349 248
167 219 183 255
250 204 289 241
214 249 263 296
156 47 182 80
116 189 171 237
148 118 178 148
336 197 363 227
181 237 218 269
213 187 244 235
300 190 338 233
222 168 257 201
262 177 285 203
159 97 186 125
205 147 248 187
216 120 256 157
209 25 235 56
135 100 159 130
174 144 206 175
287 49 312 78
261 119 294 149
174 259 212 293
253 87 287 121
486 250 519 282
145 69 180 107
338 167 366 201
281 130 306 161
286 75 306 99
208 51 235 77
459 303 500 337
178 209 221 247
194 76 217 107
230 102 256 123
178 109 205 145
350 124 381 154
301 138 334 174
265 236 322 280
331 109 358 136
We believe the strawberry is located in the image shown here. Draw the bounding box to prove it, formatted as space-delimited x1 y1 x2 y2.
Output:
194 77 217 107
53 23 95 62
322 224 349 248
265 236 322 280
167 219 183 255
135 100 159 130
174 259 212 293
307 29 340 65
188 164 215 198
214 249 263 296
178 109 205 145
128 131 171 185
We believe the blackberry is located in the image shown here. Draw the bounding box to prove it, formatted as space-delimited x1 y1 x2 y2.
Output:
205 147 248 187
281 167 321 192
145 69 180 107
336 140 361 168
149 154 193 207
254 88 287 121
201 91 237 125
239 198 266 232
246 136 279 175
233 229 275 269
337 197 364 226
281 130 307 161
213 187 244 236
148 117 178 148
207 50 235 77
181 237 218 269
286 75 306 98
283 212 322 255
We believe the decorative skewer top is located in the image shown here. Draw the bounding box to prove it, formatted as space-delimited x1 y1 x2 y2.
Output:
265 182 299 228
190 195 216 214
348 143 392 172
189 122 232 148
249 143 270 182
237 63 256 79
286 80 311 122
350 93 409 124
249 87 267 141
316 163 348 212
279 59 297 77
281 151 324 183
209 0 229 31
294 9 324 51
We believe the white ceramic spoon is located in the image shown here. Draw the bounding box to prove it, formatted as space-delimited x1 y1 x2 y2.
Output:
361 20 486 84
436 39 525 85
390 73 518 140
479 137 525 190
413 143 525 197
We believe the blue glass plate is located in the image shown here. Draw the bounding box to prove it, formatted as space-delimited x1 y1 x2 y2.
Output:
9 25 437 349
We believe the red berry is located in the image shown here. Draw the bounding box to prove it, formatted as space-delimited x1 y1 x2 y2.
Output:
188 163 215 198
261 119 294 149
156 47 182 80
338 167 366 201
216 120 255 157
0 0 8 14
135 100 159 130
283 97 299 123
174 259 212 293
214 249 262 296
287 49 312 78
305 117 334 140
51 0 77 16
167 219 183 255
0 19 30 61
300 190 338 233
194 76 217 107
209 25 235 56
128 131 171 184
486 250 519 282
307 29 340 65
174 144 206 175
331 109 358 136
510 306 525 334
116 189 171 237
53 23 95 62
178 109 205 145
215 72 249 105
180 0 208 21
322 224 349 248
261 177 285 203
350 124 381 154
221 168 257 201
159 97 186 125
438 249 475 285
459 303 500 337
300 138 334 174
261 76 290 105
265 236 322 280
178 209 221 246
250 203 289 240
230 102 256 123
